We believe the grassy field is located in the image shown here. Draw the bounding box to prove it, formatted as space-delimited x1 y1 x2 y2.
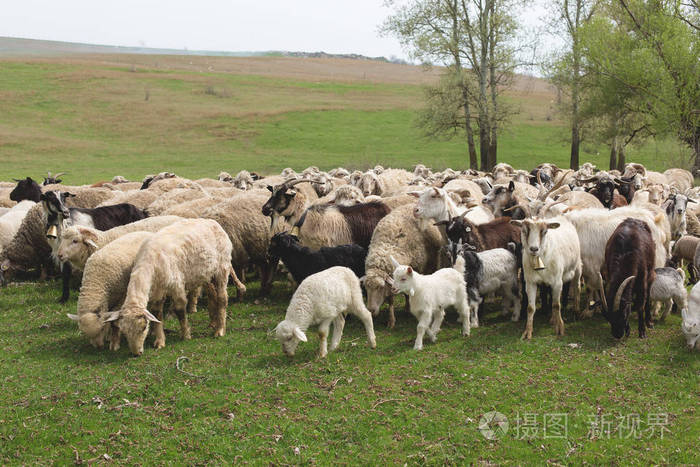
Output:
0 56 690 185
0 52 698 464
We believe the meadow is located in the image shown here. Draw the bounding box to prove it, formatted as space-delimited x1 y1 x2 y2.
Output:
0 52 697 464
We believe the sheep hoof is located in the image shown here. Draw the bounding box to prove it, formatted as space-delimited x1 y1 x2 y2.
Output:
213 329 225 337
57 296 68 304
153 340 165 349
521 329 532 340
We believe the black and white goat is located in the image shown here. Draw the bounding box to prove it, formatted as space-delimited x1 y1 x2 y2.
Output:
41 191 148 302
268 232 367 285
445 239 521 327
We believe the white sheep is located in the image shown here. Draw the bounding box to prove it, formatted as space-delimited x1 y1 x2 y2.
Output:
103 219 233 355
0 200 36 254
682 282 700 350
275 266 376 358
67 231 155 350
649 267 688 321
389 255 470 350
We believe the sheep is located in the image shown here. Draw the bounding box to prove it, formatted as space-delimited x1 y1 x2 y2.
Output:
389 255 470 350
329 168 350 178
668 235 700 282
231 170 255 190
0 204 54 286
0 200 36 254
601 218 656 338
161 197 226 218
275 266 376 358
10 177 42 202
144 176 203 194
663 168 693 193
103 219 233 356
682 282 700 350
327 184 365 206
511 216 582 339
632 184 666 205
67 231 155 350
140 172 177 189
445 240 521 326
56 215 185 273
411 187 493 241
363 203 444 328
146 188 208 216
491 163 515 181
202 192 286 295
96 189 159 210
357 168 412 197
268 232 367 284
442 178 485 204
649 267 688 322
686 210 700 237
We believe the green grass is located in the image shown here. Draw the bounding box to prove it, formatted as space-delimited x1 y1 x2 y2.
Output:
1 277 698 464
0 60 690 184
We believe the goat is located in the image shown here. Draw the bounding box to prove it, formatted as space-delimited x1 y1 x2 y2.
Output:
649 267 687 322
510 217 582 339
601 218 656 338
261 178 320 230
436 216 520 252
268 232 367 284
664 193 696 240
41 191 148 303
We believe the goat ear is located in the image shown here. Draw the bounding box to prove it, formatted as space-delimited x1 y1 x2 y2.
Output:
510 220 523 227
688 198 697 204
67 313 79 321
102 311 121 322
546 222 560 229
406 266 413 275
143 310 161 323
293 326 307 342
267 185 274 192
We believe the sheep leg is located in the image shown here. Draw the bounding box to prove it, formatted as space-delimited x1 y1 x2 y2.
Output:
109 324 121 352
387 294 395 329
521 281 538 340
427 308 445 342
173 296 191 340
551 280 565 336
688 264 697 284
470 300 480 328
259 261 277 296
329 315 345 352
659 299 673 321
187 288 200 314
230 267 246 301
58 262 71 304
151 300 166 349
509 282 521 322
318 320 331 358
352 303 376 349
209 277 228 337
414 312 432 350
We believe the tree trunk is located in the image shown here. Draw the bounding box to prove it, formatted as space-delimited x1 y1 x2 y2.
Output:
570 125 580 170
616 143 625 173
691 127 700 176
479 123 490 171
488 130 498 170
609 137 617 171
464 106 478 170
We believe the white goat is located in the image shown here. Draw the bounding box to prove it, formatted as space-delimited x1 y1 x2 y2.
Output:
649 267 688 321
389 255 470 350
275 266 376 358
682 282 700 350
511 217 582 339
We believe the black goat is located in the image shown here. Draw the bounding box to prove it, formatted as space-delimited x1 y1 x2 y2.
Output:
268 232 367 284
41 191 148 303
10 177 42 202
602 218 656 338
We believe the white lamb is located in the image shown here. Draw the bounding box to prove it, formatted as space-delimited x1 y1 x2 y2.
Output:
389 255 470 350
275 266 376 358
103 219 233 356
682 282 700 350
649 267 688 321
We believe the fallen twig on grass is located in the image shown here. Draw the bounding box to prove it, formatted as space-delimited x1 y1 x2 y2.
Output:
175 356 205 380
372 398 404 409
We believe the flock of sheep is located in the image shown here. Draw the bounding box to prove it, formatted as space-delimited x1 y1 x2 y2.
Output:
0 162 699 357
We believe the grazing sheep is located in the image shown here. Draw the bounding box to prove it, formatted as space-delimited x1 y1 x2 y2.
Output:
104 219 233 356
268 232 367 284
363 203 443 328
649 267 687 321
682 282 700 350
67 231 155 350
275 266 376 358
389 255 470 350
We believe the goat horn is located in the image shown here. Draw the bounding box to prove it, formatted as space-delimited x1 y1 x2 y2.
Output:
53 172 66 178
541 170 572 200
612 276 635 313
598 273 608 313
576 175 599 184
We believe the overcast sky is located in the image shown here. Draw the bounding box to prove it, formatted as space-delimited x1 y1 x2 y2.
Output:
2 0 551 60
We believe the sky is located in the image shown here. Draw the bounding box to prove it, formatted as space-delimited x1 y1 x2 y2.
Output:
1 0 552 61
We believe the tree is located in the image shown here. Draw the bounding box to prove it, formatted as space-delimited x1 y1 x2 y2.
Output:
579 0 700 171
546 0 599 170
383 0 525 170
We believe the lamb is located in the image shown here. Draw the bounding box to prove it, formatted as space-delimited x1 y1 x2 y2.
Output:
363 203 444 328
0 200 36 254
103 219 233 356
649 267 688 322
682 282 700 350
445 240 521 326
67 231 155 350
268 232 367 284
389 255 470 350
275 266 376 358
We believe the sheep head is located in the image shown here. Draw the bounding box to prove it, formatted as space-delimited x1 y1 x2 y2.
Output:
68 312 108 348
10 177 42 203
358 172 382 197
57 226 99 269
275 320 307 357
103 307 160 356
